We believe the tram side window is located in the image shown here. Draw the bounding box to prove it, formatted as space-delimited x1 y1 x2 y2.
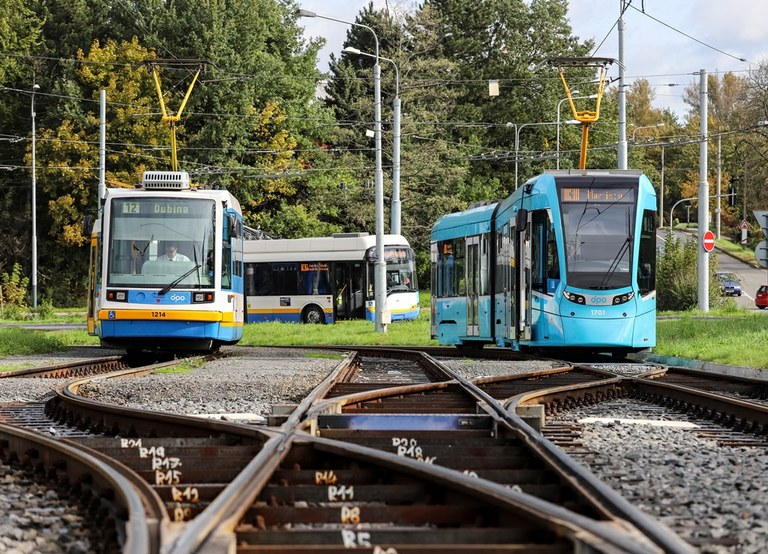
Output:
530 210 556 294
436 240 465 296
495 224 509 292
221 243 232 289
479 233 490 296
638 209 656 295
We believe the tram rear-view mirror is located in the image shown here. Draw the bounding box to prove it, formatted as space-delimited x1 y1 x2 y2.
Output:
81 215 94 237
516 208 528 231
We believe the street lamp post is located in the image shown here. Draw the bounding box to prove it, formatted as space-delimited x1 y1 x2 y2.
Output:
31 83 40 309
556 93 597 170
631 122 664 142
660 144 665 227
511 120 577 188
299 9 388 332
344 46 401 236
669 196 696 229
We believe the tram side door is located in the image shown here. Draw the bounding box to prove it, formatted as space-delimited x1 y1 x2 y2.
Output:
517 211 532 341
466 236 480 337
86 228 100 335
502 225 515 342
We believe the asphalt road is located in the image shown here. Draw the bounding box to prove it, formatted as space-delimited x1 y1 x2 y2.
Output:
658 228 768 311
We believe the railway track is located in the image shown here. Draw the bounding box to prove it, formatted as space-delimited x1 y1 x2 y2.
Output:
0 420 161 553
6 347 768 552
178 349 687 553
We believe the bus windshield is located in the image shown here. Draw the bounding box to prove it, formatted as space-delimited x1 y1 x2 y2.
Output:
384 247 417 293
559 184 636 290
107 196 216 289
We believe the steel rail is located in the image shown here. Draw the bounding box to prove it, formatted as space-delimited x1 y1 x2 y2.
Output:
287 351 692 552
164 351 359 553
0 355 127 379
0 422 155 553
423 354 696 554
630 378 768 430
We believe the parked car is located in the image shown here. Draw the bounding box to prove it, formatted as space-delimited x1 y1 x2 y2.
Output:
756 285 768 309
714 272 742 296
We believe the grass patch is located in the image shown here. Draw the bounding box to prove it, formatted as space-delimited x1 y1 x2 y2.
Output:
154 358 206 373
0 328 78 356
0 362 34 371
714 237 759 267
0 311 87 324
239 319 438 347
305 352 347 360
656 312 768 368
2 301 766 370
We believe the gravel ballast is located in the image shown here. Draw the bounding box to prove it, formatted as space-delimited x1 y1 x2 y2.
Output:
3 346 767 552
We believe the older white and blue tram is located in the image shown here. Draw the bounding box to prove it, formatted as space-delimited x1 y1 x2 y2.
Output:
86 171 245 352
430 169 657 356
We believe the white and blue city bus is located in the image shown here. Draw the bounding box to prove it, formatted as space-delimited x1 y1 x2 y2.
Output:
243 233 419 324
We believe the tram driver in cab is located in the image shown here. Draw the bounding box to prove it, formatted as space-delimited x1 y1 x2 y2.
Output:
158 242 190 262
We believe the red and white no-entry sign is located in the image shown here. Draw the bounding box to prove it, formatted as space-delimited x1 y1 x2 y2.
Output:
702 230 716 253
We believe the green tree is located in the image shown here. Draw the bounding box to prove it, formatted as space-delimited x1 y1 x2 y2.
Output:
0 0 42 289
8 0 334 304
0 0 41 86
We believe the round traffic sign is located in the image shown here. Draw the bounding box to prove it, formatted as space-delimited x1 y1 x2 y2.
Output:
702 230 715 253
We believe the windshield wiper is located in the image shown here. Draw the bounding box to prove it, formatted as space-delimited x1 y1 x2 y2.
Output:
598 237 631 290
158 264 201 296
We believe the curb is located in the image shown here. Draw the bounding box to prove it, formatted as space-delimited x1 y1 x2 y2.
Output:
632 351 768 381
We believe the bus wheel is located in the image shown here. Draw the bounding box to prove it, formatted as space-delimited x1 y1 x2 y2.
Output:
303 306 325 324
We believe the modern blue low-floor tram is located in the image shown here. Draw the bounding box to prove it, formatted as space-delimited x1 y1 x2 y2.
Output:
85 171 245 352
430 169 657 356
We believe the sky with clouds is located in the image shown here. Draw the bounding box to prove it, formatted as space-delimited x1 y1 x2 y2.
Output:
297 0 768 121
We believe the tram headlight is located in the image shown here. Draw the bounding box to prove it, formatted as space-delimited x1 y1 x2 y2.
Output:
106 290 128 302
192 292 215 303
612 291 635 305
563 291 586 304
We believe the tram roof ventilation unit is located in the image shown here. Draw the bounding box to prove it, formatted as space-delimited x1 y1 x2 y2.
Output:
333 232 370 238
141 171 191 190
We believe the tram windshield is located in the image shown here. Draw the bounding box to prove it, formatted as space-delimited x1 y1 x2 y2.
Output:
559 184 636 289
107 197 216 288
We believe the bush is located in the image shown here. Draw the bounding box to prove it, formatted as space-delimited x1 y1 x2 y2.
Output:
657 230 721 311
0 304 26 321
1 263 29 311
36 301 56 319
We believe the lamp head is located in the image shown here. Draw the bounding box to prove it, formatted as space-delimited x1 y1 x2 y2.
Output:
32 84 40 91
343 47 362 55
297 9 316 17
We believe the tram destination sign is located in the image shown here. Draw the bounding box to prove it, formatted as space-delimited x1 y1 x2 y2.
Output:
560 187 634 203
